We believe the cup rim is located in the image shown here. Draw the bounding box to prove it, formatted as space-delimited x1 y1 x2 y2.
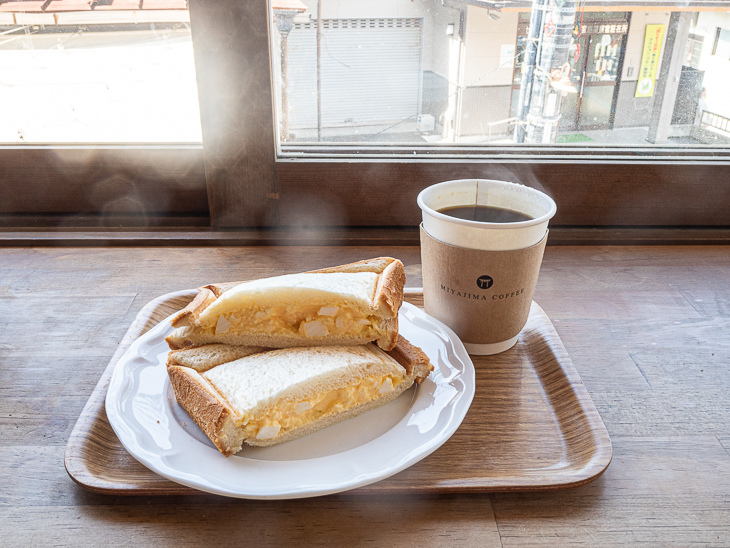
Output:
417 179 557 229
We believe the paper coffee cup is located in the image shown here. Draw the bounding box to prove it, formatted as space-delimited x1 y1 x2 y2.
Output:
417 179 556 355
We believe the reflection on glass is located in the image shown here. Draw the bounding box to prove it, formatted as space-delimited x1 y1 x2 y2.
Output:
510 87 520 118
560 90 580 131
580 86 615 127
513 35 527 85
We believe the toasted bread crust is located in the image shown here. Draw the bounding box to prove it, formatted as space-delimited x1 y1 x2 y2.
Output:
376 317 399 351
165 331 190 350
170 286 218 328
374 259 406 319
387 335 434 384
311 257 398 275
167 365 244 456
166 336 433 455
167 257 405 350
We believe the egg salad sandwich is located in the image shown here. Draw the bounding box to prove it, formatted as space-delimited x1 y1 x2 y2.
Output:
167 336 433 455
166 257 405 351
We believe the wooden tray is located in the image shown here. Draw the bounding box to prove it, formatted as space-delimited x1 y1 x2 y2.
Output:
65 290 612 495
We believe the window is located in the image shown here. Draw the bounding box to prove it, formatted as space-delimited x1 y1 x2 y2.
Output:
685 33 704 69
3 0 729 232
270 4 730 148
260 2 730 230
0 18 201 143
0 0 207 224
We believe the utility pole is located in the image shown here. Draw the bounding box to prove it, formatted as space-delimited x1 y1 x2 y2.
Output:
515 0 579 144
443 9 466 142
274 9 303 142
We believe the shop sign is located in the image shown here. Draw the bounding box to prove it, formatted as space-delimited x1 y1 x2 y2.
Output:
583 23 628 35
635 24 665 98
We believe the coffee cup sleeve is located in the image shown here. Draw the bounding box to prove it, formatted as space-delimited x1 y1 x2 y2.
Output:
420 225 548 345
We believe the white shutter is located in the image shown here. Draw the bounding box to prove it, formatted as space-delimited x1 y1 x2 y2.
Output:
286 23 317 129
286 18 423 130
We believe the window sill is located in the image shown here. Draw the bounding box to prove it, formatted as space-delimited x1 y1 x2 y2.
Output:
2 226 730 247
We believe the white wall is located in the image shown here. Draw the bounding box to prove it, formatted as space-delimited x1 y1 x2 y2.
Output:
463 7 519 88
424 3 461 80
621 11 671 82
694 9 730 45
694 11 730 117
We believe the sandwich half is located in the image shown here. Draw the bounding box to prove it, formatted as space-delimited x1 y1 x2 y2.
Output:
167 336 433 455
167 257 405 351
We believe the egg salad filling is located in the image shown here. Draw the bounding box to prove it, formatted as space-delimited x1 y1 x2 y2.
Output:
241 374 403 441
201 304 384 340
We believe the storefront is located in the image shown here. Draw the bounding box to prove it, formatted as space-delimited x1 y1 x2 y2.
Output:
511 11 630 132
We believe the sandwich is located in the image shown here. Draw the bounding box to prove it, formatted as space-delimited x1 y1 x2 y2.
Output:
166 257 405 351
167 336 433 455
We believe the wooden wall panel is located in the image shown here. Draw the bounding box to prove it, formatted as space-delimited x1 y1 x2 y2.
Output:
188 0 278 227
0 147 207 216
276 160 730 227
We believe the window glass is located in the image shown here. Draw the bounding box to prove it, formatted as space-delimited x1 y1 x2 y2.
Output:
0 1 202 143
270 1 730 149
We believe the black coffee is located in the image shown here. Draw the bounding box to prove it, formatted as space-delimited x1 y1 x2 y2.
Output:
438 205 533 223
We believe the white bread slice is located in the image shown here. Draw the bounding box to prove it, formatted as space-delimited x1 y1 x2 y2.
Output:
167 336 433 455
167 344 270 373
167 257 405 351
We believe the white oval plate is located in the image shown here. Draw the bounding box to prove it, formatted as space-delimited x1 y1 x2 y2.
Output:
106 301 475 499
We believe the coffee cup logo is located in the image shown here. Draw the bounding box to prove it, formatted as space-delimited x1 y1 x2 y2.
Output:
476 275 493 289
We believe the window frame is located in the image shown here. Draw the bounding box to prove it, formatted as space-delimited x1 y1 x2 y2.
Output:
2 0 729 230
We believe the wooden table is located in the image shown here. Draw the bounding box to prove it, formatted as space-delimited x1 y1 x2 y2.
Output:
2 245 729 546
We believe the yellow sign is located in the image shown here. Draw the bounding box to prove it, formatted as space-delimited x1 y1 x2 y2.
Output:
635 24 665 98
